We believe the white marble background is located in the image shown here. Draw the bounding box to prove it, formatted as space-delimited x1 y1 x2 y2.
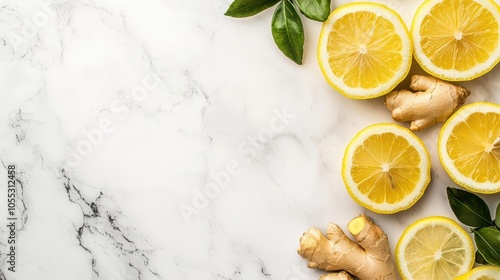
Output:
1 0 500 279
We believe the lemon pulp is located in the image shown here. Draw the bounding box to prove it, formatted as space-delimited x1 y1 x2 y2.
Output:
351 133 422 204
420 0 498 71
328 11 403 89
446 112 500 183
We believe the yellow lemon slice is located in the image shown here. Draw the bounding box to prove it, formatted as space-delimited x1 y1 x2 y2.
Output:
318 2 412 99
412 0 500 81
454 266 500 280
342 123 431 214
396 216 475 280
438 102 500 194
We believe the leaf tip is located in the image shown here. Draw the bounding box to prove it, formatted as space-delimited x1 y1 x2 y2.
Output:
224 10 237 17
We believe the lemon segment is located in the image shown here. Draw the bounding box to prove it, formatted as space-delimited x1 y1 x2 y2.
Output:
412 0 500 81
342 124 431 214
396 216 475 280
438 102 500 194
318 2 412 99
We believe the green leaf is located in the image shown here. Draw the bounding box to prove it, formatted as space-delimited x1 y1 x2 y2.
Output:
272 0 304 64
474 227 500 266
475 250 489 265
225 0 281 18
496 203 500 229
295 0 331 21
447 187 493 228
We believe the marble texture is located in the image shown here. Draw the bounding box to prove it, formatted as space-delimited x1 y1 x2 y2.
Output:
1 0 500 279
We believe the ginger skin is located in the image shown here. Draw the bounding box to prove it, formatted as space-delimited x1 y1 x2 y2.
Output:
385 75 470 131
297 215 396 280
320 271 353 280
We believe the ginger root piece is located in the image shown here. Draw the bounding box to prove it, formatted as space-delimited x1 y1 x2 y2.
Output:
385 75 470 131
297 215 396 280
320 271 354 280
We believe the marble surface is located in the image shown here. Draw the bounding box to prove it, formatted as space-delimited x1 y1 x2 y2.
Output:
1 0 500 279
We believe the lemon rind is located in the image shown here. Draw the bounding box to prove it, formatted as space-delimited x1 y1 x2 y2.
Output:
465 266 500 280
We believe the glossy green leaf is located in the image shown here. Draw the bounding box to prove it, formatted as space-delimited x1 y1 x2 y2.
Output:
475 250 489 265
474 227 500 266
295 0 331 21
447 187 493 228
272 0 304 64
496 202 500 229
225 0 281 18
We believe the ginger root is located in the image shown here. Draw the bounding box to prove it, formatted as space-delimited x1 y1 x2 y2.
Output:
297 215 396 280
385 75 470 131
320 271 353 280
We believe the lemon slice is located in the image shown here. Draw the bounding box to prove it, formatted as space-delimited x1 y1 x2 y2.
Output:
412 0 500 81
396 216 474 280
454 266 500 280
318 2 412 99
438 102 500 194
342 123 431 214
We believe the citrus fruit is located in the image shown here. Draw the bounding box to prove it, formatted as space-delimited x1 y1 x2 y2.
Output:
438 102 500 194
342 123 431 214
318 2 412 99
412 0 500 81
396 216 475 280
454 266 500 280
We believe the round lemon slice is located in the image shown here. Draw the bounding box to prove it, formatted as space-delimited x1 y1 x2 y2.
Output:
318 2 412 99
412 0 500 81
454 266 500 280
438 102 500 194
342 123 431 214
396 216 474 280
